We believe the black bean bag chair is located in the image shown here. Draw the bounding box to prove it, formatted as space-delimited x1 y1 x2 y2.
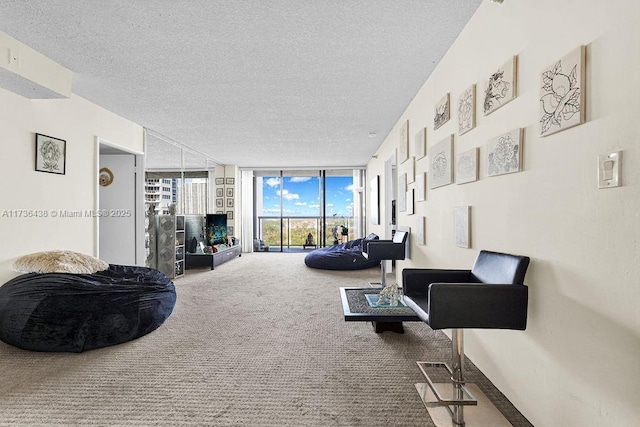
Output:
0 264 176 353
304 234 380 270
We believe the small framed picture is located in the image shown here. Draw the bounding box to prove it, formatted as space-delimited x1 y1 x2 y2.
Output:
225 177 235 185
216 188 223 197
226 187 234 197
228 226 234 236
216 198 223 208
226 198 234 208
35 133 66 175
216 210 223 214
454 206 471 248
416 216 426 246
215 178 224 185
434 93 450 130
227 210 234 220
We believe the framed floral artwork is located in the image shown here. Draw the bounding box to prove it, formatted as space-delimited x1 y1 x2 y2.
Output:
487 129 523 177
483 56 517 116
539 45 586 136
429 135 453 189
434 93 450 130
458 84 476 135
35 133 66 175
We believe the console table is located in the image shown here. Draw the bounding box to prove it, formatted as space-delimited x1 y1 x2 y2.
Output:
185 245 242 270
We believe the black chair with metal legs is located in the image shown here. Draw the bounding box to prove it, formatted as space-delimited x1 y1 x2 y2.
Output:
362 230 408 288
402 250 530 426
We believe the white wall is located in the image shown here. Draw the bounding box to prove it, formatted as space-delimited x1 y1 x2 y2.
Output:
0 88 144 284
367 1 640 425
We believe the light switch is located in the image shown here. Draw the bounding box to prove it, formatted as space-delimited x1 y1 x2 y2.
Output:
598 151 621 189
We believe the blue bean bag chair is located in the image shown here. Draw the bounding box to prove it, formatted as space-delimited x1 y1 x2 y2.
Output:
305 234 380 270
0 264 176 352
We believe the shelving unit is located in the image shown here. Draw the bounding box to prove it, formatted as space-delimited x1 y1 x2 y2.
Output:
175 215 185 278
155 214 185 279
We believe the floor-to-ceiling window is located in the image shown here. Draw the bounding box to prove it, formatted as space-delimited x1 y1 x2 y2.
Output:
323 170 359 246
254 169 364 252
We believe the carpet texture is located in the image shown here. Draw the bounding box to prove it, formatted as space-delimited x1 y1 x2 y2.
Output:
0 253 532 426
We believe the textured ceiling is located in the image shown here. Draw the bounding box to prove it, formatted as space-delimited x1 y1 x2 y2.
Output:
0 1 482 168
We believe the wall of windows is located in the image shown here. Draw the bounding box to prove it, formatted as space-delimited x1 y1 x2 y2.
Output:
253 169 365 251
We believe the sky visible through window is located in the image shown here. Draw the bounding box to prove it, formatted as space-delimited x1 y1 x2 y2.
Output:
261 176 354 218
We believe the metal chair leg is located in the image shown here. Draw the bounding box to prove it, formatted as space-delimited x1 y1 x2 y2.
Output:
451 328 465 426
415 327 512 426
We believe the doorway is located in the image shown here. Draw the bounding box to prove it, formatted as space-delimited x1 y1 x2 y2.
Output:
96 138 144 265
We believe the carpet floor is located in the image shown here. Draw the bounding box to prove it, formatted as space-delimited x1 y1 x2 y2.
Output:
0 253 532 426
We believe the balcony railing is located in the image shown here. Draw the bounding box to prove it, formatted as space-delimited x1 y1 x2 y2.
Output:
258 215 354 250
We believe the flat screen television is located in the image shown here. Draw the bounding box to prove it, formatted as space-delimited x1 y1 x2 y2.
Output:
205 214 227 245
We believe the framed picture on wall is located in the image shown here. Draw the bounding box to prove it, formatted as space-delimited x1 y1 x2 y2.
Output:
415 172 426 202
539 45 586 136
398 120 409 164
216 198 224 208
487 128 523 177
227 198 234 208
434 93 450 130
216 188 224 197
429 135 453 189
226 187 234 197
406 157 415 183
397 173 407 212
227 210 234 220
225 177 235 185
416 216 426 246
458 84 476 135
406 189 414 215
456 147 479 184
35 133 66 175
483 56 518 116
215 178 224 185
415 127 426 159
454 206 471 248
370 175 380 225
228 226 234 236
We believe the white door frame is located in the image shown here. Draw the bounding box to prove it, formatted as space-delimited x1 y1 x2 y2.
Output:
95 137 145 265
